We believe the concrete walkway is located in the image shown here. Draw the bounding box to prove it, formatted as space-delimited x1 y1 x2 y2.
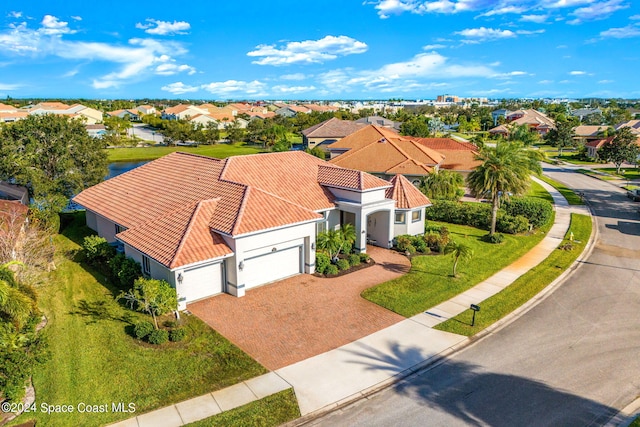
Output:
110 176 590 425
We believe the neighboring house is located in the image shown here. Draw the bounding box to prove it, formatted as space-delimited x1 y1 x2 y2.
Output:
571 107 602 121
106 109 140 121
573 125 609 142
585 136 615 158
86 124 107 138
327 125 444 184
275 105 312 117
246 111 277 120
301 118 367 150
162 104 209 120
615 120 640 136
73 151 431 309
0 111 28 123
22 102 103 124
491 109 510 126
488 109 555 136
387 175 432 238
355 116 402 131
415 138 481 176
136 105 156 115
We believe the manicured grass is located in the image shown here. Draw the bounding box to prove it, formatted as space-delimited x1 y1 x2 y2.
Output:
435 214 591 336
107 143 264 162
527 180 554 203
538 175 585 205
595 167 640 181
362 218 553 318
577 168 618 181
629 415 640 427
11 213 266 427
184 389 300 427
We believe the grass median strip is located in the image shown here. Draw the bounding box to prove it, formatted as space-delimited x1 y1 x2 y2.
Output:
184 389 300 427
362 217 553 318
538 175 584 205
435 213 591 336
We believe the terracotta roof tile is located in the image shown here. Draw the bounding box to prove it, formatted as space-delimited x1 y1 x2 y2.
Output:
317 165 390 190
302 117 366 138
386 175 431 209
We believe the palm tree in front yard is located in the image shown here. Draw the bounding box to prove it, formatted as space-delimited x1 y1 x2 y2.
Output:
444 240 474 278
466 141 542 235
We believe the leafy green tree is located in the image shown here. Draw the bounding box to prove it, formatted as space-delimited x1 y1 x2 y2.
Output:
444 240 474 277
119 278 177 329
545 120 577 157
466 142 542 235
400 117 431 137
598 127 640 174
508 123 540 145
225 120 246 143
420 170 464 201
0 115 108 228
0 262 35 329
104 115 132 138
304 146 326 160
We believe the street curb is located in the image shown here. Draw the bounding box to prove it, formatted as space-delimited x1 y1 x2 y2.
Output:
286 173 597 426
604 396 640 427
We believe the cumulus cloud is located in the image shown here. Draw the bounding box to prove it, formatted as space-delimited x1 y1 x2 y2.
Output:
569 70 586 75
600 24 640 38
200 80 268 97
154 62 196 76
247 35 367 66
0 83 20 91
598 79 613 83
0 15 195 89
422 43 447 50
135 19 190 35
568 0 628 24
271 85 316 93
280 73 307 80
520 14 549 23
455 27 516 40
8 11 22 18
161 82 199 94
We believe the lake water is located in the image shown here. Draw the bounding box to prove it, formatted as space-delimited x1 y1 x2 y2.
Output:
107 161 148 179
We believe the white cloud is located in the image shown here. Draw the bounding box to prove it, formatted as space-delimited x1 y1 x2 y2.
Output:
200 80 268 97
271 85 316 93
479 6 527 17
516 29 546 35
468 88 513 96
568 0 628 24
455 27 516 40
538 79 554 84
135 19 190 35
600 24 640 38
161 82 199 94
631 14 640 20
0 83 20 90
0 16 195 89
71 16 82 21
8 11 22 18
280 73 307 80
422 43 447 50
374 0 421 18
247 35 367 66
520 14 549 23
598 79 614 83
40 15 76 35
155 63 196 75
569 70 586 75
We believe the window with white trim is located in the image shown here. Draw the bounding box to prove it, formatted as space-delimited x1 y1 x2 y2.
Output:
142 255 151 275
395 212 406 224
412 210 422 222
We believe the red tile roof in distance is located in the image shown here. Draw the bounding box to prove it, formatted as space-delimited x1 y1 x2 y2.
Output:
386 175 432 209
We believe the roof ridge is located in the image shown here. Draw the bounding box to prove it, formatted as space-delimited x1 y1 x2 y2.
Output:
230 185 251 235
171 198 220 268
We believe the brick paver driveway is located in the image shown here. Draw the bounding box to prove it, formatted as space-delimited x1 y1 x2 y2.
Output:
188 247 410 370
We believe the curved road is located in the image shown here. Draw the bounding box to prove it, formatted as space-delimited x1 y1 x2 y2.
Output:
310 164 640 426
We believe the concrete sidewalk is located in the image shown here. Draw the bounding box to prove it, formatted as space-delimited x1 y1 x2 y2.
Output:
110 176 588 425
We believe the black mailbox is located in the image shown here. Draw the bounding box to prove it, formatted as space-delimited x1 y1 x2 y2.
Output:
470 304 480 312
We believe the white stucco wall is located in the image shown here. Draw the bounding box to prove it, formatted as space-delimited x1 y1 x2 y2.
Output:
85 210 98 232
90 211 121 243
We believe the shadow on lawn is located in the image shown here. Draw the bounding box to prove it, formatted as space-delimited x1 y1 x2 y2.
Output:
70 299 135 325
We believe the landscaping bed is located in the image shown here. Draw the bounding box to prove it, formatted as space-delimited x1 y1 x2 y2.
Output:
9 213 267 427
435 213 591 336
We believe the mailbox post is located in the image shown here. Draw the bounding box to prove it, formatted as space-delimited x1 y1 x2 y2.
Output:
470 304 480 326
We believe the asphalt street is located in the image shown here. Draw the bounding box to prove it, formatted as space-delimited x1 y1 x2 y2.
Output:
310 164 640 427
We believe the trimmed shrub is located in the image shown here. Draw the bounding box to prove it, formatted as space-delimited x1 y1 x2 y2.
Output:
169 328 186 342
134 321 154 340
336 258 350 271
109 254 142 290
315 252 331 275
325 264 339 275
148 329 169 345
482 233 505 244
503 197 553 228
359 253 371 263
404 244 416 255
411 236 428 253
497 213 530 234
83 235 115 264
348 254 361 267
395 235 412 251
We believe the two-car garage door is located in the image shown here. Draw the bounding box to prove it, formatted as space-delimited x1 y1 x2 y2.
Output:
242 245 302 289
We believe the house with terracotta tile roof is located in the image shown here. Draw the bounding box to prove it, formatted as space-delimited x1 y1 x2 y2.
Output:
488 109 555 136
301 118 367 149
415 138 481 176
106 109 140 121
73 151 430 308
573 125 609 142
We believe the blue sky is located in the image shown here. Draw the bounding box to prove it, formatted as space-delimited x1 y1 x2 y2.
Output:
0 0 638 100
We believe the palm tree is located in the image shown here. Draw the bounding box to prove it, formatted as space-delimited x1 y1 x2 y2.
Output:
467 141 542 235
316 229 342 260
420 170 464 201
444 240 474 277
338 223 357 254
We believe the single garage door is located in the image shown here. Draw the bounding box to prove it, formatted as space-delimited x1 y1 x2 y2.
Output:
183 262 223 303
243 245 302 289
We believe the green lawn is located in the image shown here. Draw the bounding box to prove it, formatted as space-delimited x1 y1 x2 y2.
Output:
362 218 553 318
527 180 554 203
595 167 640 181
538 175 585 205
11 213 267 427
184 389 300 427
435 214 591 336
535 144 599 165
107 143 264 162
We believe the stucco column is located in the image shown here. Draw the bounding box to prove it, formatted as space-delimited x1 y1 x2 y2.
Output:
305 236 316 274
355 212 367 253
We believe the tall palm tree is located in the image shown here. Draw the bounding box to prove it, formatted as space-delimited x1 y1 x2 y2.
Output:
444 240 474 277
467 141 542 235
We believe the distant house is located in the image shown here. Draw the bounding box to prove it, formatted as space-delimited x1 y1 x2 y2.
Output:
488 109 555 136
24 102 104 124
355 116 402 131
162 104 209 120
136 105 157 115
570 108 602 121
0 182 29 205
301 118 367 150
275 105 312 117
73 151 431 309
86 124 107 138
415 138 481 177
106 109 140 121
585 136 614 159
573 125 609 142
615 120 640 136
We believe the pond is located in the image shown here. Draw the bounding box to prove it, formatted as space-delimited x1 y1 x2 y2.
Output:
107 161 148 180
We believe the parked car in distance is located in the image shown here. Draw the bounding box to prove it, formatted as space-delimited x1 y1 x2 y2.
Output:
627 188 640 201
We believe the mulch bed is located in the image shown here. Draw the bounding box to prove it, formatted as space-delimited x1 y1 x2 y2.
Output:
313 258 376 278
